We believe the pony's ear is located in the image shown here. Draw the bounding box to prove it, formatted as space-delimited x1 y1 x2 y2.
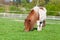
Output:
31 10 34 13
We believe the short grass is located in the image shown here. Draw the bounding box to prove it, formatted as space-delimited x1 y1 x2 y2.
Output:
0 18 60 40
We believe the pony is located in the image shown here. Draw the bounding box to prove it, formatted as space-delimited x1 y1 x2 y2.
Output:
24 6 47 32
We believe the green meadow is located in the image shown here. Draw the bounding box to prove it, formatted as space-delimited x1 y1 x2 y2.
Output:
0 18 60 40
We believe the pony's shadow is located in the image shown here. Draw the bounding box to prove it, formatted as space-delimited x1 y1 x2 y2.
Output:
31 28 37 31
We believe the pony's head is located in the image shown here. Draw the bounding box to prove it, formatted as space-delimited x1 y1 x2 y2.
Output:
24 19 31 32
24 9 39 32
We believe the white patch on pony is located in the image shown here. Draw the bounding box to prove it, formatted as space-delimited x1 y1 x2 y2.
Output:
33 6 40 13
33 6 47 21
37 21 40 25
33 6 47 22
37 23 43 31
37 20 43 31
33 6 47 31
39 7 47 22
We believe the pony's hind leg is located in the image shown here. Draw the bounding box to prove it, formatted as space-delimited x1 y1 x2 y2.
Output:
42 20 46 27
37 21 43 31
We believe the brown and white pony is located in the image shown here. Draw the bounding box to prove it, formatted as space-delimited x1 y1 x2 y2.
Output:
24 6 47 32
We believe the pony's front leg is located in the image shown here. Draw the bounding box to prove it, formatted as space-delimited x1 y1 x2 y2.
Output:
37 21 43 31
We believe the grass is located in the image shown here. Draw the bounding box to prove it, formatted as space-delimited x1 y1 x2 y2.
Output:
0 18 60 40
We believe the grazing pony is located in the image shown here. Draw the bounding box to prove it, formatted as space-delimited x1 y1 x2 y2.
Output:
24 6 47 32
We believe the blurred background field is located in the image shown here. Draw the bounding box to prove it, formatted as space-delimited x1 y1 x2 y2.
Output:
0 18 60 40
0 0 60 16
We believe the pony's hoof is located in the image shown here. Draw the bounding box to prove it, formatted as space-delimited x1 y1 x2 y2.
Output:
37 29 42 31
